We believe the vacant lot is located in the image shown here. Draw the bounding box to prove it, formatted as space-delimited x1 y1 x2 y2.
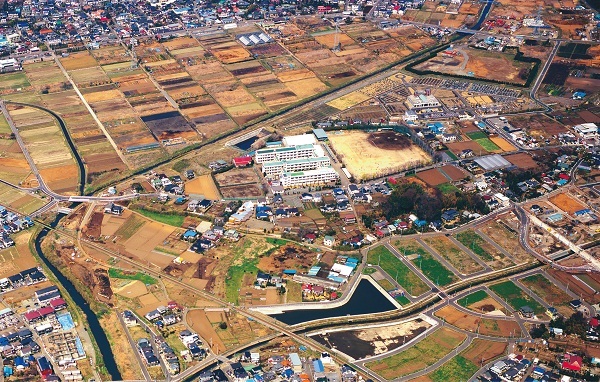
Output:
365 327 466 380
422 236 483 275
428 355 478 382
185 175 221 199
329 130 431 181
489 281 545 315
549 193 587 215
520 274 573 316
435 305 522 337
504 152 539 170
455 230 513 270
366 246 429 296
480 220 531 264
417 169 448 186
394 240 458 286
462 339 506 365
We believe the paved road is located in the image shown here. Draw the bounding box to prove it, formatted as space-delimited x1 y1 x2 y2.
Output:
116 311 152 381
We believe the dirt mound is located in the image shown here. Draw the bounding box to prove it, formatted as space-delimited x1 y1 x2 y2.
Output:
367 131 412 150
479 304 495 313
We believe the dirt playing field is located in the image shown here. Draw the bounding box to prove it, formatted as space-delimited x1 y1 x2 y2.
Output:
185 174 221 199
549 193 587 215
329 130 431 181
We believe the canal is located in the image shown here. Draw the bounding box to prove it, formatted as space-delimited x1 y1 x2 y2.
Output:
34 214 122 380
271 279 396 325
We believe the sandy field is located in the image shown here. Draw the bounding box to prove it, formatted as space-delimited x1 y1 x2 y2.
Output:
549 193 587 215
60 52 99 71
329 130 431 180
185 174 221 199
187 309 226 354
435 305 522 337
123 219 177 262
114 280 148 299
490 137 517 152
101 211 129 236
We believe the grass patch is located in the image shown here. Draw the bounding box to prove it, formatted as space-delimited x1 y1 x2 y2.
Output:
520 274 572 311
377 278 395 291
457 290 489 307
489 280 545 315
466 131 487 140
0 115 10 134
265 237 289 246
395 240 458 286
475 138 501 151
366 246 429 296
172 158 190 173
286 281 303 303
226 256 259 304
437 183 460 195
363 267 377 275
395 294 411 305
133 208 184 227
108 268 157 285
365 327 466 379
0 72 30 90
113 214 145 240
430 355 478 382
445 150 458 160
455 231 493 262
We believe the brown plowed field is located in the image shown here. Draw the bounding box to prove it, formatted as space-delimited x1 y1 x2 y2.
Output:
505 153 538 170
462 339 507 364
417 169 448 186
435 305 522 337
440 165 467 181
549 193 587 215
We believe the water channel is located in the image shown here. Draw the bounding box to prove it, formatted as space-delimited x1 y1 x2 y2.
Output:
271 279 396 325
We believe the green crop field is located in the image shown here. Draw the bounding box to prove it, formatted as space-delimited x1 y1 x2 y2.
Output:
475 138 500 152
437 183 460 195
457 290 489 307
0 72 31 90
489 281 545 314
466 131 487 140
366 246 430 296
430 355 478 382
365 327 466 379
113 214 146 240
395 240 458 286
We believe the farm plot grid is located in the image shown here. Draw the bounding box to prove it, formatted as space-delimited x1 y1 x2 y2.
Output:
454 230 514 270
489 281 545 315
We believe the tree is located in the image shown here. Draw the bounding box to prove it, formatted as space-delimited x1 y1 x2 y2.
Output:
530 323 548 339
219 322 228 330
565 312 587 339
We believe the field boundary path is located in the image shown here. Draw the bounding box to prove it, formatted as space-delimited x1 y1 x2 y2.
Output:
474 229 518 263
52 52 129 166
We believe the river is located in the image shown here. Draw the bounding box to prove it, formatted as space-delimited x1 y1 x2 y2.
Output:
471 0 494 31
34 214 122 380
270 279 396 325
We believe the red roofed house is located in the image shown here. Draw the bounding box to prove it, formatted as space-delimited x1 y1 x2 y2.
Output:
562 354 583 372
38 306 55 318
24 311 41 323
590 318 599 328
559 173 571 181
49 298 67 311
233 156 253 168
